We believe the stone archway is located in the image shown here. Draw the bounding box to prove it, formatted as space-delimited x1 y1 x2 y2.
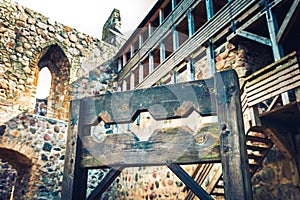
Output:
0 148 33 200
32 44 71 121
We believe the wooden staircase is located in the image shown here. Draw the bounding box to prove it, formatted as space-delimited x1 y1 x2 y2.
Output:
186 51 300 199
205 126 274 198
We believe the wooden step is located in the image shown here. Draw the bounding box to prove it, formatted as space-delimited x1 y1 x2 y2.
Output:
211 192 225 196
214 184 224 189
246 145 269 152
248 126 264 133
246 135 271 144
248 153 264 160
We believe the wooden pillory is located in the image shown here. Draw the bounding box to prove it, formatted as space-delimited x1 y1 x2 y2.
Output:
62 70 253 200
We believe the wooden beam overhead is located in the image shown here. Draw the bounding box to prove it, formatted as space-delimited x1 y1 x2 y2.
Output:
277 0 300 43
237 30 272 46
264 127 293 160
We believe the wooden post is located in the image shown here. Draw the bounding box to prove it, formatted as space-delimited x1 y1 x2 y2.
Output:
187 8 195 37
149 51 154 73
160 40 166 63
205 0 215 77
171 0 176 10
148 23 152 38
262 0 289 105
172 25 179 51
159 9 164 25
187 57 195 81
62 100 88 200
139 35 143 48
215 70 253 200
139 62 143 83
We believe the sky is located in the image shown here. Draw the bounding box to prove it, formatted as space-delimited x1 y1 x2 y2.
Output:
15 0 158 39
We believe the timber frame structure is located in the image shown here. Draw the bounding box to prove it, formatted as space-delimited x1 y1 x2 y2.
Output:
62 70 253 200
111 0 300 197
62 0 300 199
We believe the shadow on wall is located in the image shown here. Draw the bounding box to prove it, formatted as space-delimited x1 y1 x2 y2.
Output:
0 149 32 200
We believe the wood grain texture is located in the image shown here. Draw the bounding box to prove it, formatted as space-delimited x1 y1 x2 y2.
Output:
83 79 216 125
62 100 88 200
215 69 253 200
81 123 220 168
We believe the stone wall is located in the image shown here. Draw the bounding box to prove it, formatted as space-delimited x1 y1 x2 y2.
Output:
252 148 300 200
0 0 119 199
0 0 118 123
0 113 68 199
214 40 273 78
0 159 17 199
1 0 299 199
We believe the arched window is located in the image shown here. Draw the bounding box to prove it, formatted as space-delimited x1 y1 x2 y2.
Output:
35 67 51 116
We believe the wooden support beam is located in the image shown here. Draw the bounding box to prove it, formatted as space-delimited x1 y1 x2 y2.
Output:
62 100 88 200
139 63 143 83
187 8 195 37
149 51 154 73
263 127 293 160
262 0 290 105
83 79 216 125
167 163 213 200
81 124 221 168
160 40 166 63
237 30 272 46
187 57 195 81
172 25 179 51
262 124 300 186
277 0 300 43
205 0 215 77
227 0 282 42
215 70 253 200
266 95 279 112
87 167 124 200
171 0 176 10
248 105 261 127
159 9 164 25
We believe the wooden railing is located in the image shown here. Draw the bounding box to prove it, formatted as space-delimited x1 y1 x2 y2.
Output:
137 0 259 88
241 51 300 131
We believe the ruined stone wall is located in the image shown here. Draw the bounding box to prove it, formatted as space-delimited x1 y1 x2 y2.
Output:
252 148 300 200
0 0 119 199
0 0 118 123
0 113 68 199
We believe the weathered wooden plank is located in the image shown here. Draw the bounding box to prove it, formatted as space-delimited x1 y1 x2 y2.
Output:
247 66 300 97
237 30 272 46
264 127 293 160
215 69 253 200
62 100 88 200
277 0 300 43
168 163 214 200
246 62 299 93
248 74 300 106
81 123 220 168
83 79 216 125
